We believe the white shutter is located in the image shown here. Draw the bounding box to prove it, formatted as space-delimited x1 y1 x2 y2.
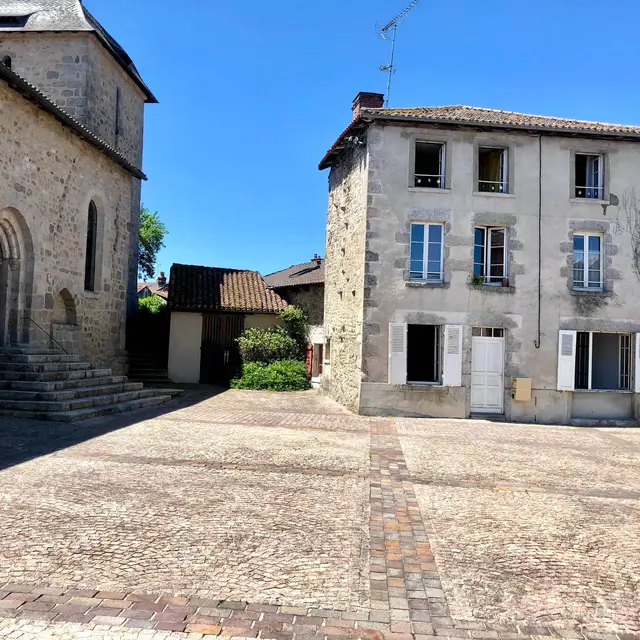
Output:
388 323 407 385
557 330 576 391
635 333 640 393
442 324 463 387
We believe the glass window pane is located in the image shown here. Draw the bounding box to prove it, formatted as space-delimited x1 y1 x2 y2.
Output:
427 261 441 277
475 228 486 245
411 224 424 242
427 242 441 263
428 224 442 242
411 243 423 261
490 228 505 248
588 235 601 253
410 261 423 278
573 235 584 251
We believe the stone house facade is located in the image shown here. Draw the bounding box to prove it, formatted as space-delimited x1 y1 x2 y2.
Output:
265 256 325 383
0 0 155 372
319 92 640 425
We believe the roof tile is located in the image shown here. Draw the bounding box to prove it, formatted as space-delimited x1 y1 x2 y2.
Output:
264 258 325 288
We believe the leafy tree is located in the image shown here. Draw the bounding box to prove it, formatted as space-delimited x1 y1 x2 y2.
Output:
280 306 308 359
138 206 168 280
237 326 299 364
138 295 166 314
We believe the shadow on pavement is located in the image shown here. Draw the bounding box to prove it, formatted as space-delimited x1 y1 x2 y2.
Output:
0 384 226 472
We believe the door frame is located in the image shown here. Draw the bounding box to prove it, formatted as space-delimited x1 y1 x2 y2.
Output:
470 335 505 414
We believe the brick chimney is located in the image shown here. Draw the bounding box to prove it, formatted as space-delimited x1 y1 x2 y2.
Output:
157 271 167 287
351 92 385 120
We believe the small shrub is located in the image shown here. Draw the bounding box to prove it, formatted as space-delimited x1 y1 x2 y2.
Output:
231 360 310 391
237 326 299 364
138 295 166 314
280 306 308 359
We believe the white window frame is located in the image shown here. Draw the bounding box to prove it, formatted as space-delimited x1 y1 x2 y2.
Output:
575 153 604 200
478 147 508 193
474 226 507 285
574 331 632 391
414 141 446 189
410 222 444 282
572 231 603 290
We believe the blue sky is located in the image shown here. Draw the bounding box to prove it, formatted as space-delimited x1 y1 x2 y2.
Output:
88 0 640 278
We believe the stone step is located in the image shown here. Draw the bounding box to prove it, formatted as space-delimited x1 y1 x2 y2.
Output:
0 353 82 364
0 394 172 423
0 346 61 356
0 375 128 392
0 361 91 373
0 382 144 402
0 388 162 413
0 368 113 382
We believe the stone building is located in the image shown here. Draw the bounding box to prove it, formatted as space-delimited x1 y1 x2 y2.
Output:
319 91 640 425
0 0 155 369
265 256 325 383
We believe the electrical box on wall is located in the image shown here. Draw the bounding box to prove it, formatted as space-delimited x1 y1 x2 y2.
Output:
512 378 532 402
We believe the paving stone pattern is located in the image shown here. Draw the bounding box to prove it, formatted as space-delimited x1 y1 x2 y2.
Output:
0 390 638 639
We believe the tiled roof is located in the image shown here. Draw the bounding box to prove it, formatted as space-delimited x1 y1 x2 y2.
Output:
168 264 287 314
319 104 640 169
137 281 169 298
0 62 146 179
264 258 325 288
0 0 156 102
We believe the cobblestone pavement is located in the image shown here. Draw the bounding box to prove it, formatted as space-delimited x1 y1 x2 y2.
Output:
0 391 639 639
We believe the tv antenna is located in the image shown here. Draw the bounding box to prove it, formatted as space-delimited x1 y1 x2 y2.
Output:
378 0 422 107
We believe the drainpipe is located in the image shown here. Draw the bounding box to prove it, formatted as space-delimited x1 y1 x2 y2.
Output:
534 135 542 349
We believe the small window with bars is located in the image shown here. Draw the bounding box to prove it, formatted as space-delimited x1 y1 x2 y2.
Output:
478 147 508 193
575 153 604 199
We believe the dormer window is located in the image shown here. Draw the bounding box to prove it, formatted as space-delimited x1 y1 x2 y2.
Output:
0 15 29 28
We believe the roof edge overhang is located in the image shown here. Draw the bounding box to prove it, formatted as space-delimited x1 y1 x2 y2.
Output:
0 62 147 179
168 306 282 314
319 111 640 170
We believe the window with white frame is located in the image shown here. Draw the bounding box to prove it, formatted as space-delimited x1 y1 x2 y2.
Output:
574 153 604 199
478 147 508 193
474 226 507 284
575 332 631 390
410 222 444 281
573 232 603 290
414 141 446 188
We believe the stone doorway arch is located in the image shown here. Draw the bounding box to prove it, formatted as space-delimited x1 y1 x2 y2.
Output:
0 207 34 346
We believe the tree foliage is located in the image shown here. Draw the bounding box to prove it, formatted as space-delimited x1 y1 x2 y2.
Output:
138 206 168 280
280 305 308 359
237 326 299 364
138 295 166 314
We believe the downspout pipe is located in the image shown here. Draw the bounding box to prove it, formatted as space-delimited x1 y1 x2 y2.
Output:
534 135 542 349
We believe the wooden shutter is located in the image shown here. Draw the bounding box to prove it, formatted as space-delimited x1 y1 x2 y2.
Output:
557 330 576 391
388 323 407 385
635 333 640 393
442 324 463 387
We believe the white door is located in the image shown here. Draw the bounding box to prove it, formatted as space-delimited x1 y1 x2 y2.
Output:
471 337 505 413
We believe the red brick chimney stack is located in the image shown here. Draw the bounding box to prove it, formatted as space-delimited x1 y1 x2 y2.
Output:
351 92 385 120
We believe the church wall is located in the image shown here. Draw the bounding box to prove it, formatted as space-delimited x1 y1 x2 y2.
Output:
0 80 135 373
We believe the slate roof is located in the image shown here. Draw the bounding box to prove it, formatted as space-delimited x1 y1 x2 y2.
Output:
0 0 156 102
0 61 146 179
319 105 640 169
264 258 325 289
168 264 287 314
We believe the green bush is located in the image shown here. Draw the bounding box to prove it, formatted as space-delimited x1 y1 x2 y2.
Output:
231 360 310 391
237 326 299 364
138 295 166 314
280 306 308 359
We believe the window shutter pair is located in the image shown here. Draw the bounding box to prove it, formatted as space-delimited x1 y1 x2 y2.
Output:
556 330 640 392
388 323 463 386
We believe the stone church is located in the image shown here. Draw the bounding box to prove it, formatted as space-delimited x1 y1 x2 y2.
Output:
0 1 172 420
0 0 155 369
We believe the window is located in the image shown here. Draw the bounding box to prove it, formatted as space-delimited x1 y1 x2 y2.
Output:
575 154 603 199
84 201 98 291
1 55 11 69
414 141 445 188
478 147 508 193
312 343 323 377
0 16 29 28
573 232 603 289
575 332 631 390
474 227 507 284
410 222 443 281
472 327 504 337
407 324 440 384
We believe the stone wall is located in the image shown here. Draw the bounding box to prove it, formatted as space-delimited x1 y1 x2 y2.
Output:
0 80 136 373
322 144 368 411
276 284 324 327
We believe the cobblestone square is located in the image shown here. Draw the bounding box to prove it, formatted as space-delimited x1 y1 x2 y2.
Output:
0 391 639 638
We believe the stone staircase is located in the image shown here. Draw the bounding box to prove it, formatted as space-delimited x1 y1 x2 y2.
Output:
0 345 176 423
128 351 173 386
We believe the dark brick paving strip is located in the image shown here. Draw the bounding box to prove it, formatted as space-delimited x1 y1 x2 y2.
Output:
2 413 639 639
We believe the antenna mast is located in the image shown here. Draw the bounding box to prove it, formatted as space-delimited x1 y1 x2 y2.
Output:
378 0 421 107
